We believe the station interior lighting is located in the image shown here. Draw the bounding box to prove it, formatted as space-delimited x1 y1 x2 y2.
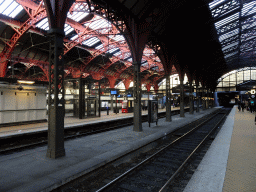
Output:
17 80 35 85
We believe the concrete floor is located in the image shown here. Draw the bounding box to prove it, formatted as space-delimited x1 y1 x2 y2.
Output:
0 107 217 192
184 105 256 192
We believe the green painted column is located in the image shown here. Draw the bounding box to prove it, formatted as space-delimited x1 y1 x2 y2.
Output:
166 74 172 121
196 84 200 112
180 77 185 117
133 62 142 132
46 28 65 159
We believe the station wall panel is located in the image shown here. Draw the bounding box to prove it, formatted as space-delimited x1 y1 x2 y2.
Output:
0 85 47 125
29 110 36 121
17 111 27 122
17 92 28 110
2 112 15 124
4 91 16 110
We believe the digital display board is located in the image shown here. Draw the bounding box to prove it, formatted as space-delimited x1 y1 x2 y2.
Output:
111 90 118 95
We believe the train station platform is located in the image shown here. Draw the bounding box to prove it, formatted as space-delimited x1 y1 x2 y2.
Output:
0 107 177 138
184 105 256 192
0 107 217 192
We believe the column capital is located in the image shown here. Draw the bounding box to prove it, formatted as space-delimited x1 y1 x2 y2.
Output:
47 28 65 36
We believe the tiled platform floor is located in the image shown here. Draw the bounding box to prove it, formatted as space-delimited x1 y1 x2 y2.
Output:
222 107 256 191
184 106 256 192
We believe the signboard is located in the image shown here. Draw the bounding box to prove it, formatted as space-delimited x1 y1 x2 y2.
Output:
111 90 118 95
148 100 158 127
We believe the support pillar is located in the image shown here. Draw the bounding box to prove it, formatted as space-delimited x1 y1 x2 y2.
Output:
133 62 142 132
196 84 199 112
79 78 85 119
180 77 185 117
166 74 172 121
46 28 65 159
206 88 209 109
189 81 194 114
111 95 113 111
98 81 101 117
202 86 206 110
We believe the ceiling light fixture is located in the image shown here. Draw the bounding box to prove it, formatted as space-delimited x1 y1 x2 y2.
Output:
17 80 35 84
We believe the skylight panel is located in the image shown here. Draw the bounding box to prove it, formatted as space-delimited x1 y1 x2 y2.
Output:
107 47 119 53
67 11 88 22
83 37 100 46
242 19 256 31
219 28 239 42
36 18 48 28
2 1 19 16
70 34 78 41
75 12 89 22
41 21 49 30
64 24 74 35
242 1 256 16
215 13 239 29
109 35 125 42
9 4 23 18
224 51 238 59
89 18 111 31
222 42 238 51
95 44 104 50
141 61 148 67
209 0 225 9
113 51 121 56
0 0 12 13
127 57 132 62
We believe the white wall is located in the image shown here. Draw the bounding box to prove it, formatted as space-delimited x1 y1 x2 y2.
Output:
0 84 47 124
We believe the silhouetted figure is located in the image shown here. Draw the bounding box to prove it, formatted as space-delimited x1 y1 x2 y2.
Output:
241 101 245 112
238 100 241 111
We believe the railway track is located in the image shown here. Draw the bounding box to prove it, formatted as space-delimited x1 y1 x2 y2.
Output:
91 108 229 192
0 108 190 154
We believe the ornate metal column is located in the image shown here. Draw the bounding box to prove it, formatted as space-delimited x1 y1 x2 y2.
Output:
196 84 199 112
111 95 113 111
180 77 185 117
44 0 74 159
46 28 65 159
79 78 85 119
98 81 101 117
166 74 172 121
133 62 142 131
202 86 206 110
189 80 194 114
206 88 209 109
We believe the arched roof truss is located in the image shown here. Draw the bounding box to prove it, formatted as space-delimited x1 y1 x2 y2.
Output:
0 0 166 88
209 0 256 72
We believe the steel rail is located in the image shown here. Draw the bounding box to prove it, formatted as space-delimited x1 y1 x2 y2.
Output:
95 110 222 192
159 112 227 191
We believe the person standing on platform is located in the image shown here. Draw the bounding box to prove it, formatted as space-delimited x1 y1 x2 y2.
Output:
251 100 255 113
245 100 248 111
241 101 245 112
238 100 241 111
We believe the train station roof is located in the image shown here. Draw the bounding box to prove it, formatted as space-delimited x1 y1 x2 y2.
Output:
0 0 255 90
